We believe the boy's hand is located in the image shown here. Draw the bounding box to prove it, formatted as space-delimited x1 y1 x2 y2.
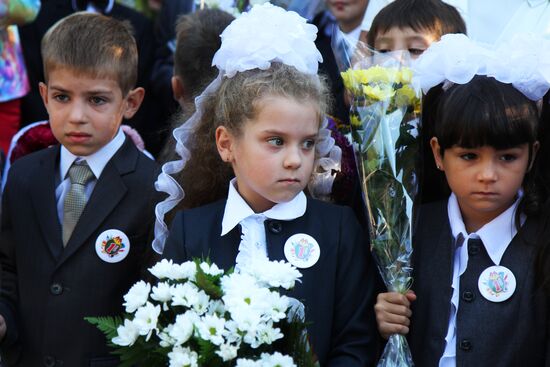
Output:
374 291 416 339
0 314 6 342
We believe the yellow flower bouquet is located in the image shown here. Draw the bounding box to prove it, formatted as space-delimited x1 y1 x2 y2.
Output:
337 48 421 367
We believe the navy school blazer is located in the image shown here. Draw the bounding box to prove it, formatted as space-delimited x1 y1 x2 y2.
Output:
163 198 380 367
408 200 550 367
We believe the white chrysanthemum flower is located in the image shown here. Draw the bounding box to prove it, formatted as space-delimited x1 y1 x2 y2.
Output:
148 259 176 279
199 262 224 276
197 314 226 345
169 311 197 345
230 306 261 336
245 259 302 290
235 358 261 367
123 281 151 313
151 282 173 310
264 292 289 322
175 261 198 281
253 321 283 347
222 320 243 344
159 324 177 348
171 282 200 307
112 319 140 346
192 289 211 315
260 352 296 367
168 345 199 367
207 299 226 317
133 302 161 341
216 342 239 361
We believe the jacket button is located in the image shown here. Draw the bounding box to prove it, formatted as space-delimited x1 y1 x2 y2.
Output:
44 355 56 367
459 339 472 351
462 291 475 302
50 283 63 295
267 220 282 234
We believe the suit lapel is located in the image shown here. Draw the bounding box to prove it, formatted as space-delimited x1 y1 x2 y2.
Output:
30 147 64 260
56 139 137 267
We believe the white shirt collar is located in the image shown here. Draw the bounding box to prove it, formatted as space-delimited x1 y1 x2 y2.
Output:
221 178 307 236
60 128 125 181
447 192 521 265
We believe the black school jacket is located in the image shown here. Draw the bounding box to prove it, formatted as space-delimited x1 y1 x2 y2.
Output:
0 139 159 366
409 200 550 367
163 198 379 367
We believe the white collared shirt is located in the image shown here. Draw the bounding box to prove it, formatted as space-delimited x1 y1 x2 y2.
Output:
439 193 522 367
55 128 126 223
221 178 307 271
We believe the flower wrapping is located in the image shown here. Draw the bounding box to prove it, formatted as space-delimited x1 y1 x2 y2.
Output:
87 258 318 367
335 34 420 367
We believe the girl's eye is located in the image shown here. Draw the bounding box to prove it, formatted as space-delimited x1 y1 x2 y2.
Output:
460 153 477 161
267 137 284 146
500 154 517 162
90 96 107 105
53 94 69 102
377 48 390 54
302 139 315 150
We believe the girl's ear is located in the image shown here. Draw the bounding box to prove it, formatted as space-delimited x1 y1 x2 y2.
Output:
216 126 234 163
528 140 541 171
430 137 444 170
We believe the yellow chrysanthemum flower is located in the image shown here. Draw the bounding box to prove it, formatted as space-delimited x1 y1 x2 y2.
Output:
395 84 419 107
398 68 413 84
350 114 362 128
363 84 395 101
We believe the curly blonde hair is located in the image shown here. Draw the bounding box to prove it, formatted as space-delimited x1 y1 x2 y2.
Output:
169 63 330 210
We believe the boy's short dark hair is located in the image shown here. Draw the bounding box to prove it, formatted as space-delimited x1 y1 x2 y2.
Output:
174 8 234 99
367 0 466 48
41 12 138 95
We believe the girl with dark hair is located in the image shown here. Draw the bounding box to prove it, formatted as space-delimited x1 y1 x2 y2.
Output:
375 34 550 366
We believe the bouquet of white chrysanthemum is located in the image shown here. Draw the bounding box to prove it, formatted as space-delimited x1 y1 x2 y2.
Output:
87 258 317 367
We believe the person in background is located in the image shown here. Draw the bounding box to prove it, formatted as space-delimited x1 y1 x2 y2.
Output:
0 0 40 157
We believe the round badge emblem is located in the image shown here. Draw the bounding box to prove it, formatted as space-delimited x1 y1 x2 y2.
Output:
284 233 320 269
95 229 130 263
477 265 516 303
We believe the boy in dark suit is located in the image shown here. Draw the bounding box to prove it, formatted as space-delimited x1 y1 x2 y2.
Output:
0 12 159 366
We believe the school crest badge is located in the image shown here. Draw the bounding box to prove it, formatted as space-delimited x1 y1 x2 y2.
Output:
478 265 516 302
95 229 130 263
284 233 320 268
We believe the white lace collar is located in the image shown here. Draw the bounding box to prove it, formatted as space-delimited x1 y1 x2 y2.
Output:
221 178 307 236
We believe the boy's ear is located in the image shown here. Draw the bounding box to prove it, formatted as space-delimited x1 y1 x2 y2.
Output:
39 82 49 108
215 126 235 163
430 137 444 170
123 87 145 120
171 76 186 108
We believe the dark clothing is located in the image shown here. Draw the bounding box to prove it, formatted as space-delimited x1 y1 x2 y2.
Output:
0 139 160 366
409 200 550 366
163 198 379 367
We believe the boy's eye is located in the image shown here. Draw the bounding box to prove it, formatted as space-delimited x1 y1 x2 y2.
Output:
460 153 477 161
302 139 315 150
267 137 284 146
408 48 425 56
53 94 69 102
90 96 107 105
377 48 390 54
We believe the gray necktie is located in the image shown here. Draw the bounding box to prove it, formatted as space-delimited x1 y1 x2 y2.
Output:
62 161 94 246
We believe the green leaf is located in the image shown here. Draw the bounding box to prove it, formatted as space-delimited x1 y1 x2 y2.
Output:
85 316 123 343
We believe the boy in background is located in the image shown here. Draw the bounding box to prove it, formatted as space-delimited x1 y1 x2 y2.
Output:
366 0 466 57
0 12 159 366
